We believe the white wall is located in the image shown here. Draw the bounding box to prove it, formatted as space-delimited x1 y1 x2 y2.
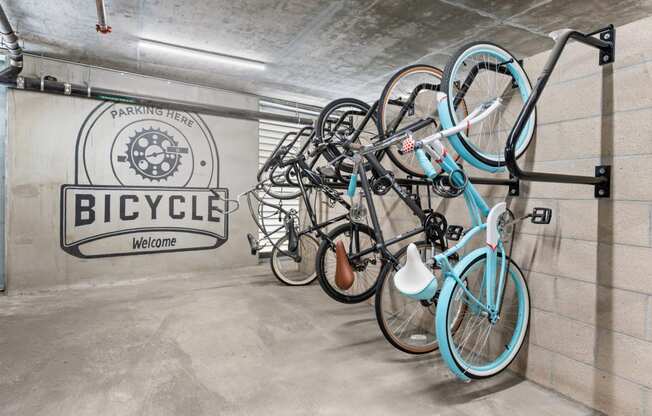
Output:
5 57 260 292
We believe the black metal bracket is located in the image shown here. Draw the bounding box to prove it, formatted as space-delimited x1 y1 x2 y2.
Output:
508 175 520 197
594 25 615 65
594 165 611 198
504 24 616 199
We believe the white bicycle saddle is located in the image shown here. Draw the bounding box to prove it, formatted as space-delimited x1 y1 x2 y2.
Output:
394 243 438 300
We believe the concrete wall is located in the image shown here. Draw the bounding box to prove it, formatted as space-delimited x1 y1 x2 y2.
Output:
440 16 652 415
502 16 652 415
5 58 260 292
318 15 651 416
0 86 6 291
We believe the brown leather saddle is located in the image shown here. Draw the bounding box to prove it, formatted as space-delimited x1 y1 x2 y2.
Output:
334 241 354 290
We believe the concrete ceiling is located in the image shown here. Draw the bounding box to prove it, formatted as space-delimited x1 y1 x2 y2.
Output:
4 0 652 105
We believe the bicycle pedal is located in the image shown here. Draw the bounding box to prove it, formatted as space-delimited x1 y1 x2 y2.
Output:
531 207 552 225
446 225 464 241
246 233 258 255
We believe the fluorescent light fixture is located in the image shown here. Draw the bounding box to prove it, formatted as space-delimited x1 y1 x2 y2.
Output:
139 39 266 71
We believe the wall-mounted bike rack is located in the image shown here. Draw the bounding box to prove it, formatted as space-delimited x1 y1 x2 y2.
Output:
504 25 615 198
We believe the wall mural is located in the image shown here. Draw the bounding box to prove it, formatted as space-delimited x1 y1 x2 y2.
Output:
60 102 229 258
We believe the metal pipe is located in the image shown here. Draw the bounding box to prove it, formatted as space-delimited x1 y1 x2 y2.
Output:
259 97 322 115
95 0 111 33
0 4 311 127
5 75 314 125
20 51 324 112
0 3 22 80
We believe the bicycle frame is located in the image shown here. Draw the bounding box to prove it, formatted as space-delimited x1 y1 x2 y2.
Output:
248 150 353 256
289 160 351 243
338 95 517 271
346 152 446 266
408 96 513 318
421 146 508 317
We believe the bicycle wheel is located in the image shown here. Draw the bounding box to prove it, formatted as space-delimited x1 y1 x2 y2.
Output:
316 222 383 304
374 242 436 353
315 98 383 174
440 42 535 171
436 251 530 380
260 167 303 200
378 65 447 178
271 233 320 286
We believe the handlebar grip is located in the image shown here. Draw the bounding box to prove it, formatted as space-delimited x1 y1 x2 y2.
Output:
277 158 292 168
347 173 357 198
415 149 437 179
278 154 304 168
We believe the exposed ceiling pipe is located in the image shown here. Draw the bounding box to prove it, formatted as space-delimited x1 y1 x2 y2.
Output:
0 3 23 80
3 75 314 125
0 4 311 125
95 0 111 34
23 51 325 113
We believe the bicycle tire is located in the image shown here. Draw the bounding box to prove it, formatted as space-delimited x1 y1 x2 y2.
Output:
378 65 443 177
374 241 439 354
271 233 320 286
436 251 530 380
315 98 384 175
316 222 383 304
440 42 536 170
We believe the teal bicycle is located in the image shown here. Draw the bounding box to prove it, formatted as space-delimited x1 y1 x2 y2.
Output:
393 41 551 381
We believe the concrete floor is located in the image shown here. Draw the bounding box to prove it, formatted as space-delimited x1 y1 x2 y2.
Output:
0 265 598 416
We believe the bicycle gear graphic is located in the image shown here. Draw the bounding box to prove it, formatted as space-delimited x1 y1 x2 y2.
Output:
125 127 187 181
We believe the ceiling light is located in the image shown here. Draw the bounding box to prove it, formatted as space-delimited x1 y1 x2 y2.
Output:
139 39 266 71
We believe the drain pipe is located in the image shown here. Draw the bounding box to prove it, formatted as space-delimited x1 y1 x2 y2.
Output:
0 4 22 80
95 0 111 34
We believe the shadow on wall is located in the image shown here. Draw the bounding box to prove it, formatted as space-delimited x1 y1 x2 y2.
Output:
514 62 616 402
508 119 567 379
594 61 615 412
506 123 540 375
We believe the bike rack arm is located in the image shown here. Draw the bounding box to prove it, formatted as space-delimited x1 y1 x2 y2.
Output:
504 25 615 198
256 127 314 181
257 131 295 180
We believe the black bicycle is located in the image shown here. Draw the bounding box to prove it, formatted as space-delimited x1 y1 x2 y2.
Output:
314 133 450 306
315 65 467 179
247 132 357 285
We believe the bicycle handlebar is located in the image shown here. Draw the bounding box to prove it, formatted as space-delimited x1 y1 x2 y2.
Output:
209 189 240 215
